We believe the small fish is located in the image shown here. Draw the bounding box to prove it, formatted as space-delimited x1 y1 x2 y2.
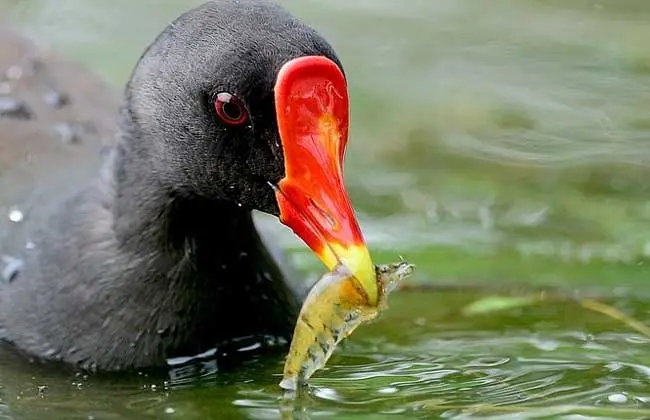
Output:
279 260 415 391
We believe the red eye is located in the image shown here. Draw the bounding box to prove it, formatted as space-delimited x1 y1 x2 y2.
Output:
214 92 248 126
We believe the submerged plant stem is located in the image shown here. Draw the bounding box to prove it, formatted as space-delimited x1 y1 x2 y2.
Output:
580 298 650 340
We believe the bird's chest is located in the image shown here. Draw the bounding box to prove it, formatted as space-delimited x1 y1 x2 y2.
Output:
149 245 295 362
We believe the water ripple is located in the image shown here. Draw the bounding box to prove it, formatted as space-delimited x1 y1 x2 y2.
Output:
264 322 650 419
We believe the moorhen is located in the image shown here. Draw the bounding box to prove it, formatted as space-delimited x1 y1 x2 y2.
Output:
0 0 374 372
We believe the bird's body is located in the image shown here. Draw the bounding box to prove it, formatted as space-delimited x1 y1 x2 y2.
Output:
0 0 373 372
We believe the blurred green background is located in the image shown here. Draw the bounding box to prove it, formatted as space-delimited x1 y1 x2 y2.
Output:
3 0 650 292
1 1 650 418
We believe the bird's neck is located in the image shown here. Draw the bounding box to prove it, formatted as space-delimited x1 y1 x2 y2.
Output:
111 140 249 269
108 133 264 277
102 129 300 357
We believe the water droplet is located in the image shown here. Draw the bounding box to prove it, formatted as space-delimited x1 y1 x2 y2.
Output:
2 255 24 283
8 208 24 223
6 66 22 80
378 386 399 394
0 97 32 119
237 202 242 207
164 407 175 414
25 241 35 250
52 123 81 145
608 393 628 403
42 89 70 108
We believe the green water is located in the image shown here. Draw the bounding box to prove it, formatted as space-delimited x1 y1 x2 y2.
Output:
1 0 650 418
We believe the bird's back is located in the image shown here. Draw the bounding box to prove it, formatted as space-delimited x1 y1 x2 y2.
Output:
0 25 119 275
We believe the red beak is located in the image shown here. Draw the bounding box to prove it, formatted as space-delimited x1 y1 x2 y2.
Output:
273 56 376 304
